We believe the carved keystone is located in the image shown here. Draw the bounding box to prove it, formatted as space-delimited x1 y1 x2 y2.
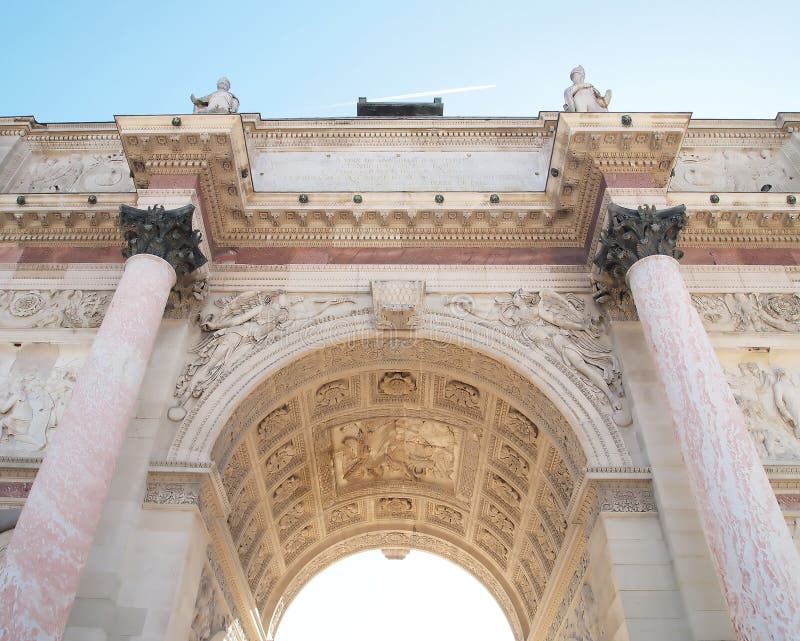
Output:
370 280 425 330
119 204 207 276
593 203 686 280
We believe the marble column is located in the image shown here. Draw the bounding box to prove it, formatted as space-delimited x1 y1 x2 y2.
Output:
595 204 800 641
0 204 206 641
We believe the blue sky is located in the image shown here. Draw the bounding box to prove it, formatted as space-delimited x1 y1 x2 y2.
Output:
2 0 798 122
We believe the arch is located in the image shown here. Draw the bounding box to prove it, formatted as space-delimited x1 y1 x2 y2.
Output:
168 310 630 469
166 309 633 640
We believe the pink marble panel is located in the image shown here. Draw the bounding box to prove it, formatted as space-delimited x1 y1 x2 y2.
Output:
0 483 33 500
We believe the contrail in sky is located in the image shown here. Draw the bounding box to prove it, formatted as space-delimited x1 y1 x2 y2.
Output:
317 84 496 109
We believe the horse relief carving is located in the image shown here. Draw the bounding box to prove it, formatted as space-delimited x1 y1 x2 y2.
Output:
332 417 458 489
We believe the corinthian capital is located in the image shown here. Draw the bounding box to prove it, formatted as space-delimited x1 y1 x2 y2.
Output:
593 203 687 279
119 204 207 276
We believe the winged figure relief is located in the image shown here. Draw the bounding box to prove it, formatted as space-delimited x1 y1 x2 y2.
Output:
172 291 354 409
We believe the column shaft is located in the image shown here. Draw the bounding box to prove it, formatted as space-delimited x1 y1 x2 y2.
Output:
628 254 800 641
0 254 175 641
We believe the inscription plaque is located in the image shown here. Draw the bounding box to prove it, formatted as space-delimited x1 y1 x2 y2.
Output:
251 151 550 192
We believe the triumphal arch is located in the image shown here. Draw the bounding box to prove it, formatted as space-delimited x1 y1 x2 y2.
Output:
1 73 800 641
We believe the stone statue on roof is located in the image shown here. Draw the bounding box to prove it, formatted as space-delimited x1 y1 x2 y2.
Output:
190 77 240 114
563 65 612 113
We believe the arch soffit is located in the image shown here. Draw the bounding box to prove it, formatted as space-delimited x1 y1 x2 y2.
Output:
168 311 630 470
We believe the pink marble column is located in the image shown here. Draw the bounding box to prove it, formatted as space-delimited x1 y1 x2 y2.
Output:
629 254 800 641
0 254 175 641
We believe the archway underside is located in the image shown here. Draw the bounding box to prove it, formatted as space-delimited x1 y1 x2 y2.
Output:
216 360 585 641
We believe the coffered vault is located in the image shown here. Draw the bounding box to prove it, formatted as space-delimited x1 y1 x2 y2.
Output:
206 356 585 641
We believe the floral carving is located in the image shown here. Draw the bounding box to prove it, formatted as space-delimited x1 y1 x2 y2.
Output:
0 290 110 329
315 379 350 408
477 528 508 565
144 482 200 506
444 380 481 409
266 440 299 477
273 475 302 503
378 497 414 517
432 504 463 526
119 204 207 276
489 473 521 508
278 501 306 533
593 202 687 279
329 503 360 528
378 371 416 397
693 293 800 333
498 444 529 479
486 503 515 537
506 408 539 443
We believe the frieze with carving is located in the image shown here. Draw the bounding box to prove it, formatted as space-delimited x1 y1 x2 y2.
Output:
5 152 135 194
671 148 798 193
144 482 201 506
0 290 110 329
693 293 800 333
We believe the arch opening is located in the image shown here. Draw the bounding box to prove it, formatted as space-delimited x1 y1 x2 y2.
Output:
273 549 515 641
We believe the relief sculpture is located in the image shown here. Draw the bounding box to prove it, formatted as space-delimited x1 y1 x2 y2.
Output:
450 290 630 426
0 290 110 329
189 565 230 641
7 152 134 193
726 362 800 461
0 361 78 452
671 148 797 192
171 291 354 417
693 293 800 333
331 417 458 490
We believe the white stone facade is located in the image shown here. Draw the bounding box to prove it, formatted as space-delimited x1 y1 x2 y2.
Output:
1 111 800 641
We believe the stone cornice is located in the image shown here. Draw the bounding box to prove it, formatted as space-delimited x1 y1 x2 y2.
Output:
3 113 800 254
